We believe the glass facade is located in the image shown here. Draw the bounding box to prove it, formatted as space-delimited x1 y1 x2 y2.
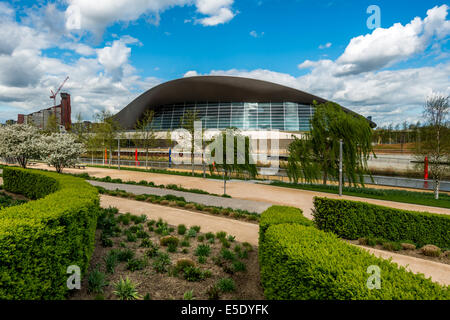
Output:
150 102 315 132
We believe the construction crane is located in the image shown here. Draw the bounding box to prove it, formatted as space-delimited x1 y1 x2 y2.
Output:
50 76 69 106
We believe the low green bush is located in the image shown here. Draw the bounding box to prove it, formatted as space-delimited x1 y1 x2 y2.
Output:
259 205 312 244
0 167 99 299
260 223 449 300
313 197 450 248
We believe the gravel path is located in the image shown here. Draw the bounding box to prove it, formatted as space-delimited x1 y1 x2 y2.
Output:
90 180 272 214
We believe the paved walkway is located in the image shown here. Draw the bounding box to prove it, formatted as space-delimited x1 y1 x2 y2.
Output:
32 164 449 219
91 180 272 213
102 195 450 286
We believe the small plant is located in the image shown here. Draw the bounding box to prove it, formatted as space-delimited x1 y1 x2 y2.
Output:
227 235 236 242
143 293 151 300
104 250 119 274
136 230 149 239
183 266 205 282
160 235 179 247
117 248 135 262
232 260 246 272
127 257 148 271
205 232 215 240
242 242 253 251
206 285 221 300
191 225 201 233
147 219 156 227
220 238 231 248
175 258 196 273
153 253 172 273
421 245 442 257
88 268 108 294
181 239 190 247
167 242 178 253
216 231 227 240
195 244 211 257
101 233 114 248
198 235 205 242
198 256 207 264
183 290 194 300
146 247 160 258
126 232 137 242
237 249 249 259
187 228 197 238
217 278 236 293
220 248 235 261
140 238 154 248
113 277 141 300
182 248 189 254
401 242 417 250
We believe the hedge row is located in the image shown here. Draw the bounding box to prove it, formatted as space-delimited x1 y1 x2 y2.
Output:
313 197 450 249
260 223 449 299
0 167 99 299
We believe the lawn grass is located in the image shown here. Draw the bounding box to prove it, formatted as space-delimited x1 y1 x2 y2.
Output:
270 181 450 209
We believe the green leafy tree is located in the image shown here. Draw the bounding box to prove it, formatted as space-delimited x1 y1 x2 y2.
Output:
133 110 156 170
287 101 374 186
181 110 200 175
43 113 60 134
208 129 257 194
93 110 122 166
414 95 449 199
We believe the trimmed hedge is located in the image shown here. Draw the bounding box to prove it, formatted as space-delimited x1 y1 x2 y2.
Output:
260 223 449 300
313 197 450 249
0 167 99 299
259 205 312 243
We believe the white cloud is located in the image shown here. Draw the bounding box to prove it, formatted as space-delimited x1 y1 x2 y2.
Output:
183 70 199 77
65 0 237 36
318 42 332 49
250 30 264 38
334 5 450 75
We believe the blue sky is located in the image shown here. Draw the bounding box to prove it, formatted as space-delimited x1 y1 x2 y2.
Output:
0 0 449 126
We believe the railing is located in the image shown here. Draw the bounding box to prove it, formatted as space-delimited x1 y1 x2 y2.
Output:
77 157 450 192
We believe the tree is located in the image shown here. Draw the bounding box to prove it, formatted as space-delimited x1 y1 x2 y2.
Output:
415 95 449 199
181 110 200 175
40 133 85 173
287 102 374 186
43 113 60 134
0 124 43 168
133 110 156 170
208 129 257 194
93 110 121 166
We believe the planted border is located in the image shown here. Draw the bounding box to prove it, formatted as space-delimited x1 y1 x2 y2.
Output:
313 197 450 249
0 167 99 299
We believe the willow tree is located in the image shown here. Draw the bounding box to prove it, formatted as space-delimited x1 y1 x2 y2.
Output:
287 101 374 186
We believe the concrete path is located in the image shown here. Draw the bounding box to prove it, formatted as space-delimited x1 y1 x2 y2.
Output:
101 195 259 245
101 195 450 286
40 164 450 219
90 180 272 214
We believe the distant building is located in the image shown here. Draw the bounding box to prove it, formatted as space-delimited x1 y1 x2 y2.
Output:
17 93 71 130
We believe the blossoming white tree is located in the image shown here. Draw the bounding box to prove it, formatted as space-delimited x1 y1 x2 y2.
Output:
40 133 86 173
0 124 43 168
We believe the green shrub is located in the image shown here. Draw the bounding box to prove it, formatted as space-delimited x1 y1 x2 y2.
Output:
117 249 135 262
195 244 211 257
127 257 148 271
313 197 450 248
260 223 449 300
160 235 179 247
153 253 172 273
259 205 312 243
175 258 195 273
113 277 141 300
183 267 206 282
232 261 246 272
177 224 187 235
216 278 236 293
104 250 119 274
87 269 108 294
0 167 99 299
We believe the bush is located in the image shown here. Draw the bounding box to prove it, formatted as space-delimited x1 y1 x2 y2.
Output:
216 278 236 293
0 167 99 299
313 197 450 248
160 235 179 247
127 257 148 271
259 205 312 243
177 224 187 235
195 244 211 257
113 277 141 300
259 223 450 300
88 269 108 294
421 245 442 257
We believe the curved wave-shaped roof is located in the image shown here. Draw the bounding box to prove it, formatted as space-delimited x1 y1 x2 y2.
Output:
114 76 374 129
